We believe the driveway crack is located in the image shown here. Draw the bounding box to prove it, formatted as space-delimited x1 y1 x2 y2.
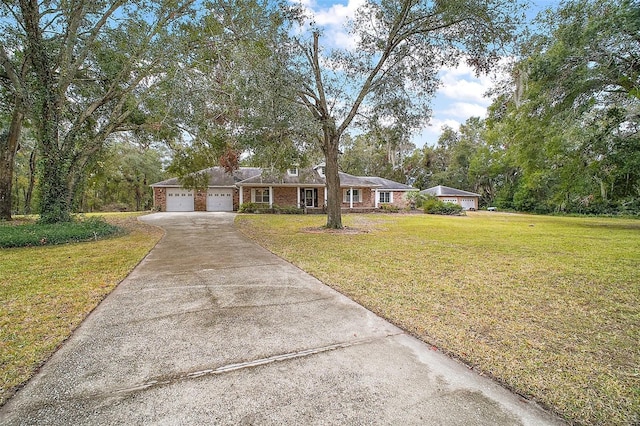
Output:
110 332 404 396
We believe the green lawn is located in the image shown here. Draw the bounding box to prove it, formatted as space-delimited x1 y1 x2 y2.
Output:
0 213 163 405
236 212 640 425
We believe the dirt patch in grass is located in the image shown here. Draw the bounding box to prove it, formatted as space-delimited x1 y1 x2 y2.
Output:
236 212 640 425
301 226 369 234
0 212 163 406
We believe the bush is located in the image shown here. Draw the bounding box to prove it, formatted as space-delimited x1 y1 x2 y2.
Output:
237 202 261 213
0 216 121 248
422 196 464 215
379 204 400 213
237 203 303 214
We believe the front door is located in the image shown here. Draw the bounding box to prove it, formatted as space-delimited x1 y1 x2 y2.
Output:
305 189 315 207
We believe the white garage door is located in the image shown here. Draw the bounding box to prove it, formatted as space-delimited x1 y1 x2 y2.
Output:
460 198 476 210
207 189 234 211
166 188 194 212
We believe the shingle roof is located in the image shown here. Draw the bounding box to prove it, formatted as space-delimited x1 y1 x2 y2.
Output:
337 172 378 187
238 168 325 186
420 185 480 197
364 176 418 191
151 166 417 191
151 167 261 187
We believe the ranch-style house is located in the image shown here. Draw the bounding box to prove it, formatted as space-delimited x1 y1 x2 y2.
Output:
151 165 418 212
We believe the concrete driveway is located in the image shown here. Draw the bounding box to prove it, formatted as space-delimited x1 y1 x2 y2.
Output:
0 212 564 425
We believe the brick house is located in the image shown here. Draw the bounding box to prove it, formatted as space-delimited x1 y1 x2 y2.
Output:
151 165 418 212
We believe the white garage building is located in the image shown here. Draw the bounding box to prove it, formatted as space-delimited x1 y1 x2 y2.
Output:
151 167 261 212
419 185 481 211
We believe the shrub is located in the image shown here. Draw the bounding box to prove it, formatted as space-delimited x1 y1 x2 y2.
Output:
238 202 261 213
422 196 464 215
379 204 400 213
0 216 121 248
275 205 304 214
237 203 303 214
404 191 423 209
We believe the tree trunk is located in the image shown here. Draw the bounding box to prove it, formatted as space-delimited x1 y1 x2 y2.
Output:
39 151 72 223
24 148 36 214
323 132 342 229
0 106 24 221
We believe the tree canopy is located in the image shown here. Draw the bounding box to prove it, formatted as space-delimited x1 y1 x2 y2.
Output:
2 0 637 220
284 0 525 227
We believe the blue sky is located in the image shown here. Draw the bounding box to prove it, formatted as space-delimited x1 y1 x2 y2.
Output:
294 0 560 147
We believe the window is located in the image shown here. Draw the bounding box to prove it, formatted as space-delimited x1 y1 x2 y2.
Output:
287 168 299 176
379 191 391 203
343 189 361 203
252 188 270 203
318 167 325 176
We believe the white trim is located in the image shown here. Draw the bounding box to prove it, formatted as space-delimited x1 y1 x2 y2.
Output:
378 191 393 204
343 188 361 206
303 188 316 208
251 188 270 204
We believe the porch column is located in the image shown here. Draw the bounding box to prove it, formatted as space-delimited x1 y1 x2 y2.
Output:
239 186 243 205
269 186 273 208
374 189 379 208
349 186 353 209
297 187 301 208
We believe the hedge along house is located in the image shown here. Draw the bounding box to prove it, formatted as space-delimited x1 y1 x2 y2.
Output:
419 185 481 210
151 165 418 212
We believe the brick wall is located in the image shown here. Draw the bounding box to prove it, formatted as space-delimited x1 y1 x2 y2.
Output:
274 187 298 207
194 190 206 211
233 189 240 211
153 187 166 211
392 191 408 208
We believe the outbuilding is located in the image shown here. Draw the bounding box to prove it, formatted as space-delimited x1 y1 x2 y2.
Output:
420 185 481 211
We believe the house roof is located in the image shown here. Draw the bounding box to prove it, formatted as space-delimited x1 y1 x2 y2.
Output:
337 172 378 188
151 167 261 187
238 168 326 186
151 165 416 191
364 176 418 191
420 185 480 197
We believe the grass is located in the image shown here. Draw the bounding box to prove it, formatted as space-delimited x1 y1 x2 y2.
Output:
0 212 163 405
236 212 640 425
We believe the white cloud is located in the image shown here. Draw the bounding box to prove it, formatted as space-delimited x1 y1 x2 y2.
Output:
427 117 463 132
412 117 462 147
442 102 488 119
292 0 365 49
314 0 365 26
437 64 494 104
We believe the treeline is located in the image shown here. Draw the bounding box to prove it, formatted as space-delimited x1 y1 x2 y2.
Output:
3 0 637 218
10 136 167 214
342 0 639 215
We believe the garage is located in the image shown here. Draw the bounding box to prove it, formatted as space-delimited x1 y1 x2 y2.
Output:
166 188 194 212
206 189 234 211
460 198 477 210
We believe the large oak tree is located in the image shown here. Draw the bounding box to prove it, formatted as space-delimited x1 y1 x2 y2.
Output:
1 0 196 223
288 0 525 228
